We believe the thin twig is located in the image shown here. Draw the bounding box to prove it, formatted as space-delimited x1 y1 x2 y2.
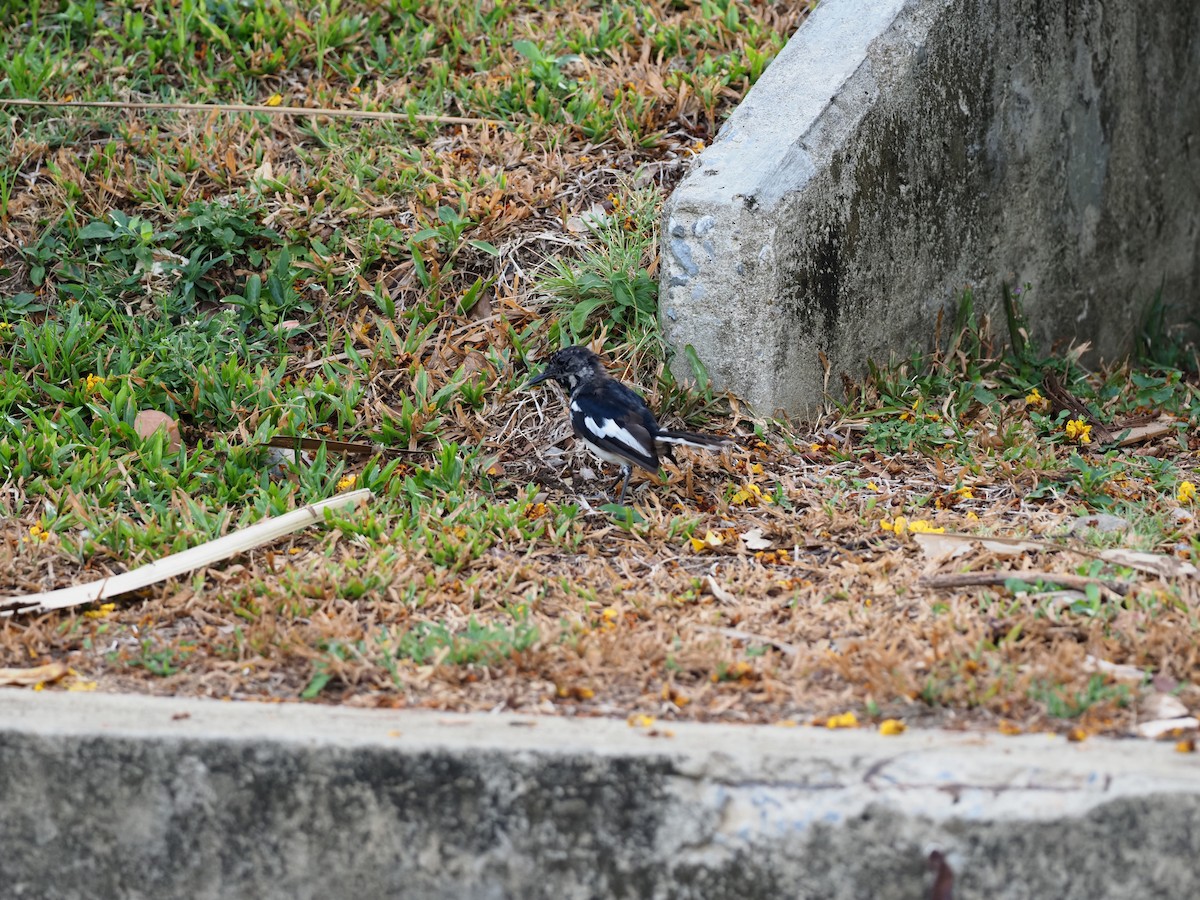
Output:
1 489 373 616
693 624 798 656
0 97 503 127
920 570 1130 597
262 436 432 456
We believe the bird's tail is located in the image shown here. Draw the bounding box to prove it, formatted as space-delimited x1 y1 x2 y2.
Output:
654 429 733 452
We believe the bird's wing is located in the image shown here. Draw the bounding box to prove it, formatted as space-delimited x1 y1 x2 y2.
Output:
569 384 660 472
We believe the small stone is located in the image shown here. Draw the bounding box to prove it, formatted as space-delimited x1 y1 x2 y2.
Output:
670 239 699 276
1143 693 1189 720
1069 513 1130 535
133 410 181 453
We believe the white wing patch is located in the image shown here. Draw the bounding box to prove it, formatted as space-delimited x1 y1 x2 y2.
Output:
584 416 652 458
579 436 632 467
655 434 730 449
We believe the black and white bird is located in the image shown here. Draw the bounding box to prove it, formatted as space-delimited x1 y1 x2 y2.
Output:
527 345 732 504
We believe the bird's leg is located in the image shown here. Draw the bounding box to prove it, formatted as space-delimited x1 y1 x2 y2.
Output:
613 464 632 505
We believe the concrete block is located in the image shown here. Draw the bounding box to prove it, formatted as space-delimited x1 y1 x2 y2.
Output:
661 0 1200 414
3 690 1200 898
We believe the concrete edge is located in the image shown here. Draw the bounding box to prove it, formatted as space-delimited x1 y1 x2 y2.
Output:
4 689 1198 819
662 0 1200 414
661 0 932 412
4 690 1200 899
683 0 911 210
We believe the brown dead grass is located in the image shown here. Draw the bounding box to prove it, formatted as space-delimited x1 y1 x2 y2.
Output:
7 415 1199 738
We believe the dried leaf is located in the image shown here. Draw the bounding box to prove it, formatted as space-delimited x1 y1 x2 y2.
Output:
1136 717 1200 739
1082 655 1145 682
913 531 1043 560
741 526 772 551
912 532 974 561
0 661 69 686
134 409 181 453
1099 549 1199 579
928 849 954 900
1142 693 1189 720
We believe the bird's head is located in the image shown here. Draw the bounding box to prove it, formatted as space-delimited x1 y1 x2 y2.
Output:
526 345 604 393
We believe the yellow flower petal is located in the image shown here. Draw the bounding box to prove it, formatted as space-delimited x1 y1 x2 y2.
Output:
825 711 859 729
879 719 906 736
1064 419 1092 444
908 519 945 534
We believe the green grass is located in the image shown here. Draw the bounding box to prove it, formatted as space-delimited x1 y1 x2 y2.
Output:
0 0 809 700
848 288 1199 554
1029 674 1132 720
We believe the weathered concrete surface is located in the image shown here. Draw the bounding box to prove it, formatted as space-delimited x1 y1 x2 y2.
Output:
661 0 1200 414
3 690 1200 899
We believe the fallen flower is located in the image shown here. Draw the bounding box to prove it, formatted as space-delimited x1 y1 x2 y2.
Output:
1178 481 1196 504
690 530 723 552
881 516 943 535
825 711 859 729
879 719 906 736
731 482 770 505
1064 418 1092 444
908 519 946 535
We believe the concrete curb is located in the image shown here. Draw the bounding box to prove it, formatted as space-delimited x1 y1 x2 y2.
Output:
661 0 1200 414
3 690 1199 898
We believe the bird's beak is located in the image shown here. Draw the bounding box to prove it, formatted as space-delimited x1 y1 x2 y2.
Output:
525 370 551 388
